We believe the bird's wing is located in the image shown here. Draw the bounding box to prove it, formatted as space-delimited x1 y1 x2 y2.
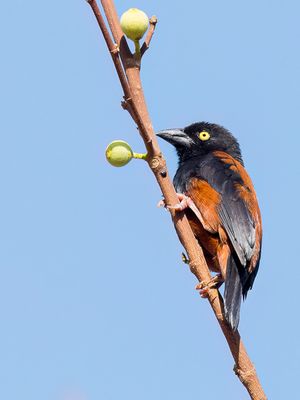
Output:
187 151 262 280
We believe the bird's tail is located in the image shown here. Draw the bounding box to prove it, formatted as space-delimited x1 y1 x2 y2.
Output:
224 255 243 331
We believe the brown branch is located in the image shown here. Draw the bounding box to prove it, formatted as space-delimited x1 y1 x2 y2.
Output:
88 0 154 144
100 0 125 46
141 16 158 56
87 1 132 111
86 2 267 399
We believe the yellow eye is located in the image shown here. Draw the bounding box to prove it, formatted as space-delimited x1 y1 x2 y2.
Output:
198 131 210 141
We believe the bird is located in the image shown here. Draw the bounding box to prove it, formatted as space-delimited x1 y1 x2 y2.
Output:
157 122 262 330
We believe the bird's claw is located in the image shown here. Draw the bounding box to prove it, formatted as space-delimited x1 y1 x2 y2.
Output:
157 193 195 212
157 199 166 208
195 274 224 298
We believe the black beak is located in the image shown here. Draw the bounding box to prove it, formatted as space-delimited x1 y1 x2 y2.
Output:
156 129 193 147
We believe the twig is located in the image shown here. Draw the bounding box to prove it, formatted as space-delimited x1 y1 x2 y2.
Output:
100 0 125 46
99 0 160 157
86 1 267 399
87 0 153 143
86 1 132 112
141 16 158 56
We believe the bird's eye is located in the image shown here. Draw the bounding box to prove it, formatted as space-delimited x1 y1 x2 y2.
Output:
198 131 210 141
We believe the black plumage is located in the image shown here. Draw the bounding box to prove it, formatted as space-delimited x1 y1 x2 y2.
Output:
157 122 262 330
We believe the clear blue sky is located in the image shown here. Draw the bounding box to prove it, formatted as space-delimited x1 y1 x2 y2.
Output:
0 1 299 399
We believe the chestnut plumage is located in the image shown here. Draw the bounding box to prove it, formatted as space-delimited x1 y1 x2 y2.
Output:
157 122 262 330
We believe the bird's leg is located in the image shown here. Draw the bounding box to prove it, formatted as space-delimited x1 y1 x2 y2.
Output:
195 274 224 298
167 193 192 211
157 193 189 209
157 193 203 222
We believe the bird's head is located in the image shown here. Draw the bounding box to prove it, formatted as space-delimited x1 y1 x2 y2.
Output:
157 122 243 164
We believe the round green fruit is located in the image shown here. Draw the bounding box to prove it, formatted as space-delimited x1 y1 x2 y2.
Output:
120 8 149 41
105 140 134 167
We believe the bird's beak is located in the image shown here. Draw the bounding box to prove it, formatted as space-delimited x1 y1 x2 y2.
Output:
156 129 192 147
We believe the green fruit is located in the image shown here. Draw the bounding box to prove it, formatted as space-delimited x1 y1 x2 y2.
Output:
120 8 149 41
105 140 133 167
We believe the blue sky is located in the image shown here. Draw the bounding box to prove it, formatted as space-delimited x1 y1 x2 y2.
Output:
0 1 299 399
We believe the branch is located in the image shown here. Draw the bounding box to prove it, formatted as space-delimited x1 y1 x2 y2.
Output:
88 0 153 138
86 2 267 399
141 16 158 56
86 3 130 106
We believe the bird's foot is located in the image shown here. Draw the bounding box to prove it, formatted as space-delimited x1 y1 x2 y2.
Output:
157 198 167 208
158 193 202 220
195 274 224 298
158 193 188 210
